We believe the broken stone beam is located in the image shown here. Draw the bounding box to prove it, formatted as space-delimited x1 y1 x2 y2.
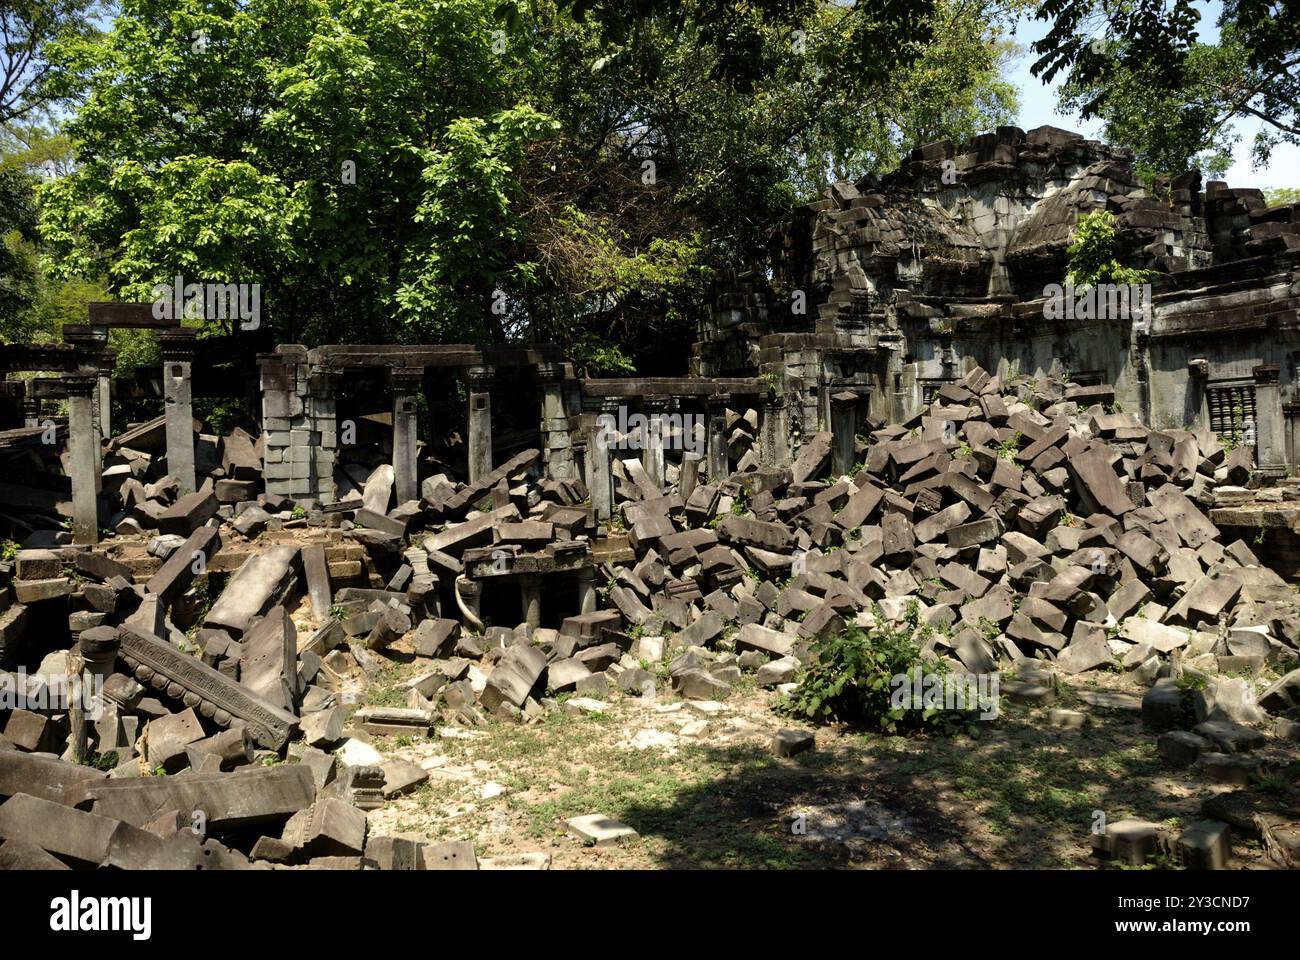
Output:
221 427 261 480
66 763 316 830
145 524 220 607
158 488 219 536
118 626 299 748
480 643 547 714
441 447 540 514
204 544 298 637
790 431 831 483
241 607 299 713
0 793 157 869
158 327 197 495
0 750 106 805
66 375 100 545
302 544 332 620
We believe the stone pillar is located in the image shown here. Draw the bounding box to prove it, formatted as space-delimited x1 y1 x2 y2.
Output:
66 329 110 491
538 362 573 480
390 366 423 504
587 400 617 520
1254 363 1283 471
830 390 859 476
519 573 543 629
761 396 789 468
93 327 113 440
157 328 197 495
466 364 495 484
576 567 598 614
66 375 100 546
642 398 668 490
706 393 730 481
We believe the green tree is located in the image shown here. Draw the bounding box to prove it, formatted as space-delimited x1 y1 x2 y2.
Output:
38 0 1025 372
1033 0 1299 175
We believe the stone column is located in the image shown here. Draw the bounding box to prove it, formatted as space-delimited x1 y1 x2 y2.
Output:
93 327 113 440
1254 363 1283 471
466 364 495 484
157 328 197 495
761 396 789 468
587 399 617 520
390 366 423 504
576 566 598 614
519 573 543 629
65 329 110 491
706 393 730 481
830 390 860 476
641 398 669 489
66 375 99 546
538 362 573 480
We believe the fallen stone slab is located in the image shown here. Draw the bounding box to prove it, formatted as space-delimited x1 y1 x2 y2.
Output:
241 607 299 713
771 728 815 757
480 644 549 715
566 813 638 846
0 793 158 868
735 623 796 658
204 544 298 637
145 525 220 607
66 764 316 831
158 489 219 536
0 750 106 804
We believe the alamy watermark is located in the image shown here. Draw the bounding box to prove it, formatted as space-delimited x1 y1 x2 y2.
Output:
0 669 105 721
151 275 261 329
890 665 1000 720
1042 281 1151 321
595 405 704 455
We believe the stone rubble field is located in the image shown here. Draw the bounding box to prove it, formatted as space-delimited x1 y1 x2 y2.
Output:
0 366 1297 870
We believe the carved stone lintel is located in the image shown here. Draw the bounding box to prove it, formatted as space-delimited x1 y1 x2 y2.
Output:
1254 363 1281 384
466 364 497 390
389 365 425 394
117 627 299 749
156 328 197 363
64 375 97 399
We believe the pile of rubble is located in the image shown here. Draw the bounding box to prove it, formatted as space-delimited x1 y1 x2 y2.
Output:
0 365 1298 870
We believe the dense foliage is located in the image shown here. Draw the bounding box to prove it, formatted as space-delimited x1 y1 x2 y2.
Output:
1033 0 1299 178
10 0 1023 370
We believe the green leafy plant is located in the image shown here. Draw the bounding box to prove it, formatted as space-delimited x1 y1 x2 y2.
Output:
994 432 1021 461
1065 211 1154 288
779 601 967 734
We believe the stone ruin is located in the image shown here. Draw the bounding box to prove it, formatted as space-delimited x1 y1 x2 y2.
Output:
0 126 1297 870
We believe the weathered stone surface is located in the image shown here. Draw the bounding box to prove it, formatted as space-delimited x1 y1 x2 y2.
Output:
67 764 316 830
117 626 299 749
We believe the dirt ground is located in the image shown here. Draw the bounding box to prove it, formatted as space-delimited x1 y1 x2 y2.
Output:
357 659 1299 870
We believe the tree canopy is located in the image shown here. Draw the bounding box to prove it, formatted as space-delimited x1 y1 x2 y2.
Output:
17 0 1023 370
1033 0 1299 178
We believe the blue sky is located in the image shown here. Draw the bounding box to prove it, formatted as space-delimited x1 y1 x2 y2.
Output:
1005 0 1298 190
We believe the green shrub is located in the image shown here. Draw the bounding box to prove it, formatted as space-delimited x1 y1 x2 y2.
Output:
780 601 969 734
